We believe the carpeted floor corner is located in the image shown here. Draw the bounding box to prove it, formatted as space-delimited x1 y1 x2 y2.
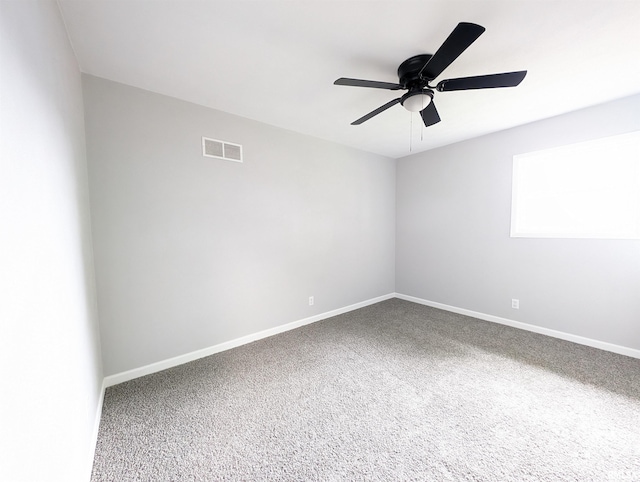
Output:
91 298 640 481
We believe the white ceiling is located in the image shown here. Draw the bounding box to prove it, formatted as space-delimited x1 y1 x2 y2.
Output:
58 0 640 159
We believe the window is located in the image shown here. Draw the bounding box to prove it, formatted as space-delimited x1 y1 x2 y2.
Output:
511 131 640 239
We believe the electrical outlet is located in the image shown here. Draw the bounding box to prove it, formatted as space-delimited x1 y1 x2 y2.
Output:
309 296 314 306
511 299 520 309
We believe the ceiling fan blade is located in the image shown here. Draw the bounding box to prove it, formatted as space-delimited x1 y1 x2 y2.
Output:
437 71 527 91
334 78 403 90
419 22 485 81
351 98 402 125
420 101 441 127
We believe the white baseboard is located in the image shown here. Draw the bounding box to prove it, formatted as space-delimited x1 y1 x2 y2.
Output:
104 293 395 387
102 290 638 388
394 293 640 360
87 377 106 479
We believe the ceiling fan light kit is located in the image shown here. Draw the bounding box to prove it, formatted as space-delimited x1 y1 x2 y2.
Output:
334 22 527 127
400 90 433 112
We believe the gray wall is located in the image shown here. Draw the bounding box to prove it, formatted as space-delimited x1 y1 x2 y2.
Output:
83 76 396 376
0 1 103 480
397 94 640 351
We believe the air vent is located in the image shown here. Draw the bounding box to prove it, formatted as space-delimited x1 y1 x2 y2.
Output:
202 137 243 163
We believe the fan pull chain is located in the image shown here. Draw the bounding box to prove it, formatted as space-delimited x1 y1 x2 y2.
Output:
420 95 426 142
410 112 413 152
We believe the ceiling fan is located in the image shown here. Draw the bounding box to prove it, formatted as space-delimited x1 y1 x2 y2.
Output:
334 22 527 127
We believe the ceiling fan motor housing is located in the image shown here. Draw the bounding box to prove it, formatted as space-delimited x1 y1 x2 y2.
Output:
398 54 433 88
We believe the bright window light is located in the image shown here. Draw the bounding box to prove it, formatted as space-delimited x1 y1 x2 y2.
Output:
511 131 640 239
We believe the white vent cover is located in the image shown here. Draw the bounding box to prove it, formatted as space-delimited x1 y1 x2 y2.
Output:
202 137 243 163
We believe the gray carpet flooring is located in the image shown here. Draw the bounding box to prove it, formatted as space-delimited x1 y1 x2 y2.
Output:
92 299 640 481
